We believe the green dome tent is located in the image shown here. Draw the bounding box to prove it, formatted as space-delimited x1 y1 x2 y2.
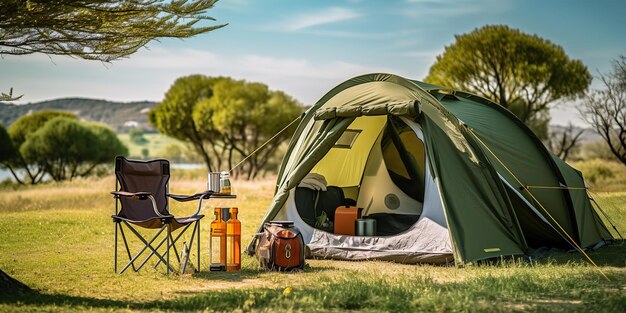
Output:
248 73 614 265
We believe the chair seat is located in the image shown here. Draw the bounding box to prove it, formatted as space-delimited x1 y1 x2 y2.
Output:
112 215 172 229
112 214 204 230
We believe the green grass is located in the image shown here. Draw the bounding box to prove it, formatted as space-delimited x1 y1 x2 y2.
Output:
117 133 189 160
0 174 625 312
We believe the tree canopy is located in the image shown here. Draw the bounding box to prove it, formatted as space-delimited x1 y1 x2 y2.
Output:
21 117 99 181
0 123 17 164
149 75 302 178
4 111 127 183
425 25 591 139
85 122 130 167
6 110 77 183
0 0 225 62
196 79 303 179
149 75 225 171
579 55 626 166
8 110 76 147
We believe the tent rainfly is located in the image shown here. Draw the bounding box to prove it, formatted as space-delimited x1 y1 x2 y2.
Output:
247 73 615 265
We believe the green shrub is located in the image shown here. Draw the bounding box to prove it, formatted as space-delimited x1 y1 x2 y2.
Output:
570 159 626 191
574 159 614 184
129 128 149 144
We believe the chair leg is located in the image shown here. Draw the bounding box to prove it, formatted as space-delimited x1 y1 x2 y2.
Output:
137 224 187 272
114 222 118 273
139 235 169 271
168 231 181 265
182 221 199 274
166 223 171 274
152 223 192 269
120 223 174 274
118 223 138 272
156 230 180 273
197 220 201 272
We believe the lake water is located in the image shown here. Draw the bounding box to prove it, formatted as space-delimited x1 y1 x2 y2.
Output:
0 169 14 181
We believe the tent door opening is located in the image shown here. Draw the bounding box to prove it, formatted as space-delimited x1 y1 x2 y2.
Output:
295 115 427 236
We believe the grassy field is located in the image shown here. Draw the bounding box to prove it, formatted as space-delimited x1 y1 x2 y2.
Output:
0 173 624 312
117 133 188 160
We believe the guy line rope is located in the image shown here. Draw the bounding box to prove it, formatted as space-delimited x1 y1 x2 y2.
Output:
228 116 302 173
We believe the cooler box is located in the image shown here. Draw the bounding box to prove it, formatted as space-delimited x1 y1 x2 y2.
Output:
333 206 363 235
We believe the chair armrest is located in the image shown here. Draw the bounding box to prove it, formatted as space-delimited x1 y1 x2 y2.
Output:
111 191 165 218
167 191 212 217
167 191 213 202
111 191 152 200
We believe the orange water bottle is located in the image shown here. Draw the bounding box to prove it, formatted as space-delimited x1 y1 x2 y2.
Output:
210 208 227 271
226 207 241 271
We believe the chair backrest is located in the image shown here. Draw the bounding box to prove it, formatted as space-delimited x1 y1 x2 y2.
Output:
115 156 170 220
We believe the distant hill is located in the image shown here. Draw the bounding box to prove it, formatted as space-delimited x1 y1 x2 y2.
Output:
0 98 605 143
0 98 157 132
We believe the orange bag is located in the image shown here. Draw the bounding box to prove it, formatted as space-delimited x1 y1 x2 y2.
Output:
256 221 305 271
334 206 363 235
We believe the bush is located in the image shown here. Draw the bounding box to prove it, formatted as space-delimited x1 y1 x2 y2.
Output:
3 111 79 184
19 118 128 182
574 159 614 184
570 159 626 191
129 128 149 144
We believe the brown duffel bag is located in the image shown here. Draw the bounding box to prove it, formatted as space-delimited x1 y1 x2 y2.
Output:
256 221 305 271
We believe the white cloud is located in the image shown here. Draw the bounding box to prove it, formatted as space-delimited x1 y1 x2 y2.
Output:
278 7 361 31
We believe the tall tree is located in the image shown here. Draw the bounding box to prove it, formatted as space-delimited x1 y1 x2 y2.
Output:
425 25 591 139
579 55 626 166
196 79 302 179
0 0 225 62
150 75 302 177
149 75 228 171
547 123 584 161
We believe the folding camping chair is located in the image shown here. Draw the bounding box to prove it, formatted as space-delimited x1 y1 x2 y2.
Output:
111 156 211 274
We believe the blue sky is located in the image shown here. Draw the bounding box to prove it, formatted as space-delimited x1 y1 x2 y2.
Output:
2 0 625 126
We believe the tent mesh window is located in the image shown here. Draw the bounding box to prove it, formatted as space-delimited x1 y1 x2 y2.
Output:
334 129 362 148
